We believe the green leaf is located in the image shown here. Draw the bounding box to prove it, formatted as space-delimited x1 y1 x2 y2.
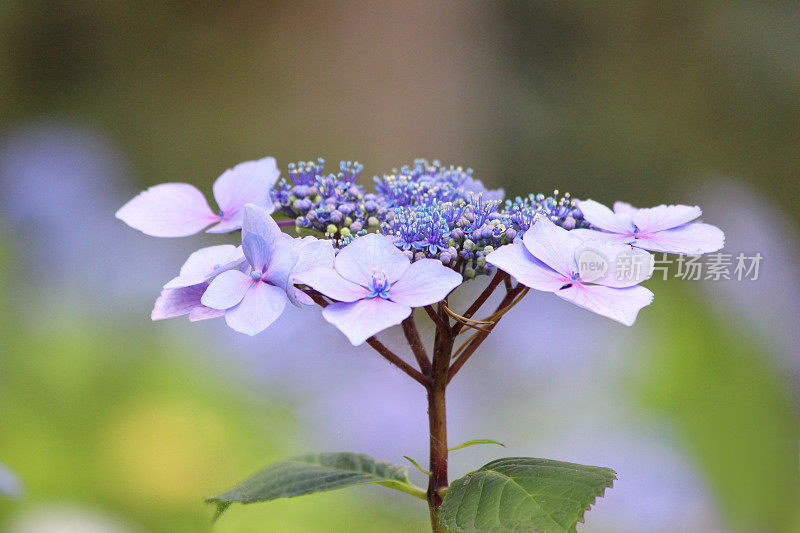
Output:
448 439 506 452
403 455 432 476
439 457 616 533
207 452 426 519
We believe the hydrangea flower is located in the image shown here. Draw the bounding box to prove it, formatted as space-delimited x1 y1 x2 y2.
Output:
116 157 279 237
201 204 334 335
486 216 654 325
295 233 462 345
152 244 245 322
117 154 725 334
574 200 725 254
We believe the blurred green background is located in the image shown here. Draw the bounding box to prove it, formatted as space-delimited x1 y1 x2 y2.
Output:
0 2 798 532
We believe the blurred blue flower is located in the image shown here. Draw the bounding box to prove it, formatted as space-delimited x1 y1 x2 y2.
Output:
0 461 22 499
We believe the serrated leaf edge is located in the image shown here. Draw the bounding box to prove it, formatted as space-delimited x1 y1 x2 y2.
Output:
440 458 617 533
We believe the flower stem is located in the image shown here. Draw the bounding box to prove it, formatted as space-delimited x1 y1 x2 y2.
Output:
366 337 429 386
447 283 527 383
426 302 453 532
298 288 430 386
451 270 506 336
402 315 431 376
424 304 449 333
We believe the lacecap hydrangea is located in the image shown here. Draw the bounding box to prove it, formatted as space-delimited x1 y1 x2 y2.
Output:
117 156 724 340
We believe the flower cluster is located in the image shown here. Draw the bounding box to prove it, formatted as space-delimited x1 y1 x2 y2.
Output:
116 155 724 341
271 159 383 245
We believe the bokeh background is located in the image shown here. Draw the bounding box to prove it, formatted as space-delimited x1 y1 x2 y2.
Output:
1 2 799 532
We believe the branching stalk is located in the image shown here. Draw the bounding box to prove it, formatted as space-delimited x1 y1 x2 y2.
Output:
303 280 529 532
301 288 429 386
365 337 429 386
451 270 507 336
447 284 528 383
402 315 432 376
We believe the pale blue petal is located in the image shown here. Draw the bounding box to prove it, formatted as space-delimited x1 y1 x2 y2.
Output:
224 282 287 336
631 204 701 233
322 298 411 346
164 245 242 289
287 237 335 306
570 228 634 245
556 283 653 326
151 285 206 320
612 201 636 214
115 183 218 237
212 157 279 216
388 259 462 307
575 240 654 288
242 204 283 248
292 237 335 275
262 241 302 301
293 288 315 306
485 242 567 292
335 233 410 286
634 222 725 254
243 233 270 272
201 270 253 310
522 216 583 277
578 199 635 235
206 209 244 233
188 306 225 322
294 267 368 302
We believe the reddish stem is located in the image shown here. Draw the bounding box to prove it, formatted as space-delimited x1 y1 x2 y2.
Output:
451 270 507 336
300 288 428 386
402 315 432 376
447 284 526 383
426 301 453 532
365 337 429 386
